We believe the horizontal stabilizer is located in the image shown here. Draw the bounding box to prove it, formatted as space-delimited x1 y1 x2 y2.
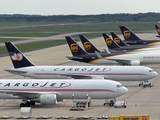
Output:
5 69 27 74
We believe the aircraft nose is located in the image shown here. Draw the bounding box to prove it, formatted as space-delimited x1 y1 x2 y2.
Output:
120 87 128 95
153 71 158 77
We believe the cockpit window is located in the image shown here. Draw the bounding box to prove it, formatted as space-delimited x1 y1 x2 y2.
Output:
149 70 153 72
117 85 121 87
117 84 124 87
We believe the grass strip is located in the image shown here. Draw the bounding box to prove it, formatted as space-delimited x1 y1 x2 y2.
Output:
0 39 67 56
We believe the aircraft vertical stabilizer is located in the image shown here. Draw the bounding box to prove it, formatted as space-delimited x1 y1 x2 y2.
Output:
5 42 34 68
79 35 100 53
155 24 160 37
119 26 141 40
65 36 87 56
102 33 121 49
110 32 128 46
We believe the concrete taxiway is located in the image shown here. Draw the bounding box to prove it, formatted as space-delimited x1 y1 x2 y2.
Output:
0 33 160 119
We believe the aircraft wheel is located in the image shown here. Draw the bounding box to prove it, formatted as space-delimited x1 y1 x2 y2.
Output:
111 103 114 106
20 103 25 107
25 102 31 107
30 101 35 106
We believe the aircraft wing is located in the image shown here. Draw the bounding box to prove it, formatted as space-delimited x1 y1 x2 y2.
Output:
0 90 57 94
95 51 131 65
53 73 105 79
0 90 57 99
125 41 137 43
107 59 131 65
66 56 83 60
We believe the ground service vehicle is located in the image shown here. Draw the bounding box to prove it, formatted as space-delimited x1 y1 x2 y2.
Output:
114 101 127 108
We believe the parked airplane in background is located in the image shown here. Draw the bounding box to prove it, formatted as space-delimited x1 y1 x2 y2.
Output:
155 24 160 38
79 35 160 54
119 26 160 45
110 32 160 52
102 33 149 51
0 79 128 107
66 36 160 66
5 42 158 83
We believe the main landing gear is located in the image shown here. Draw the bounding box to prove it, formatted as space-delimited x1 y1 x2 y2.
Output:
103 98 115 106
20 101 35 107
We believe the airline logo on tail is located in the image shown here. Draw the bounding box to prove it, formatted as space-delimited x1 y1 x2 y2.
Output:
70 44 78 52
11 53 23 61
114 37 120 44
123 30 130 39
84 42 91 50
157 28 160 34
106 38 112 46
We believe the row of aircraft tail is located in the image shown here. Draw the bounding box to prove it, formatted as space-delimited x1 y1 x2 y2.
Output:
0 25 159 107
66 26 160 66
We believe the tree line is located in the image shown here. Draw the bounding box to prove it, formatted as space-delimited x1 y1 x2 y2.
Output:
0 12 160 22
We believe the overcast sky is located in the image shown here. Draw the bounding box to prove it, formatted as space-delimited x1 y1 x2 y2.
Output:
0 0 160 15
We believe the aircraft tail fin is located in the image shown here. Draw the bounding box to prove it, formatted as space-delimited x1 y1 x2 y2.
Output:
102 33 121 49
110 32 128 46
5 42 34 69
79 35 100 53
65 36 87 56
155 24 160 35
119 26 141 40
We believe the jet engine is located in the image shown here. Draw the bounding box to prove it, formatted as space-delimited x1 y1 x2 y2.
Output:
39 94 57 105
91 76 105 79
129 60 141 66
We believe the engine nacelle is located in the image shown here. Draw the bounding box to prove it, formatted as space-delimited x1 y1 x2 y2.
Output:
39 94 57 105
91 76 104 79
129 60 141 66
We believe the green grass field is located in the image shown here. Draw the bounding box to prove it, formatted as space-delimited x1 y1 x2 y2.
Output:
0 21 158 55
0 40 67 55
0 38 21 43
0 21 157 37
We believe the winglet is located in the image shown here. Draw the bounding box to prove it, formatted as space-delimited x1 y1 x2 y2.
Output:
95 51 104 59
104 48 111 54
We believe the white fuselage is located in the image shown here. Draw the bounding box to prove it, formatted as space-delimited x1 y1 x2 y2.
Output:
92 52 160 65
0 79 128 100
8 66 158 81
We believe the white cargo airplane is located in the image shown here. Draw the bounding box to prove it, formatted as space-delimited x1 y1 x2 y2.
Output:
0 79 128 107
95 51 160 66
5 42 158 83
